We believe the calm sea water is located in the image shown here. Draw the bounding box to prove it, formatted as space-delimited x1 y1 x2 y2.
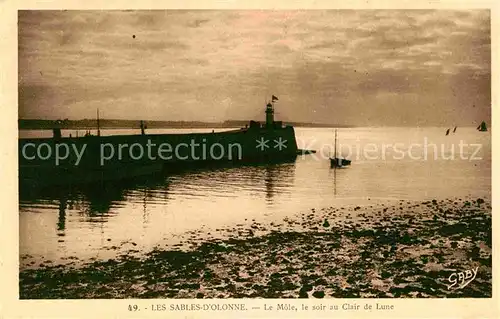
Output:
19 127 491 268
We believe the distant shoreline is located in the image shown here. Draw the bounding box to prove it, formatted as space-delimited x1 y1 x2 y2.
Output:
18 119 486 130
18 119 355 130
18 125 483 130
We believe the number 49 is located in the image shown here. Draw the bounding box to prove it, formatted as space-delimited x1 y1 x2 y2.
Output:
128 304 139 311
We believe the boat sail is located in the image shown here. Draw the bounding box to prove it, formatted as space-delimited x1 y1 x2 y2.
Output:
477 121 487 132
330 129 351 168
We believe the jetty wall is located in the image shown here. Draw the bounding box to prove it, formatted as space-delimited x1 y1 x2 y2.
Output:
19 126 298 170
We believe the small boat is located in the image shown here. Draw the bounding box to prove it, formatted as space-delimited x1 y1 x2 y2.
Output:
453 126 457 133
445 128 450 136
297 149 317 155
331 157 352 168
330 129 351 168
477 121 487 132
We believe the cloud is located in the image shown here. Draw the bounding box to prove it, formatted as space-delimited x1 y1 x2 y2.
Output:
18 10 490 126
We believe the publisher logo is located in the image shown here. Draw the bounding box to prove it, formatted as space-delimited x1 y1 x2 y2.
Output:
447 266 478 290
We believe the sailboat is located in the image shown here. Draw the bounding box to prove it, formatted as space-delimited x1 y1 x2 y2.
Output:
477 121 487 132
330 129 351 168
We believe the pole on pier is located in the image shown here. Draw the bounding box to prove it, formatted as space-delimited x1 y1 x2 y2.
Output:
97 108 101 137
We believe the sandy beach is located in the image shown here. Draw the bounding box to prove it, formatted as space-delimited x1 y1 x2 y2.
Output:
19 196 492 299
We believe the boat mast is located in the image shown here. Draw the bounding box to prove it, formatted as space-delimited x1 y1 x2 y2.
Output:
97 108 101 137
334 129 337 159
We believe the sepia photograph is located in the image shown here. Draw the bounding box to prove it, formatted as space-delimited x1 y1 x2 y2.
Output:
16 8 492 304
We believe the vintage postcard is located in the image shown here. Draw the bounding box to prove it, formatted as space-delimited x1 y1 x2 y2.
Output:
1 0 498 318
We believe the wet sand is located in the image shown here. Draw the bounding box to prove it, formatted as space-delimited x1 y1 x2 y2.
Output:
19 196 492 299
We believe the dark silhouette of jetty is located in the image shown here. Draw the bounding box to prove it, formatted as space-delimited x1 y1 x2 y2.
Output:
19 97 305 188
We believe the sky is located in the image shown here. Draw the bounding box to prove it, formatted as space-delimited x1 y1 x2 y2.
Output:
18 10 490 126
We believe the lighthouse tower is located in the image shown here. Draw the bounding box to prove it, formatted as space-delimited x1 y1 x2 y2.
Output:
265 102 274 128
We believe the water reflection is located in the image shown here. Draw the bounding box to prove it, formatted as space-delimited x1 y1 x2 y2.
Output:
332 166 337 196
83 182 129 217
20 160 297 234
57 197 66 232
264 163 295 202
